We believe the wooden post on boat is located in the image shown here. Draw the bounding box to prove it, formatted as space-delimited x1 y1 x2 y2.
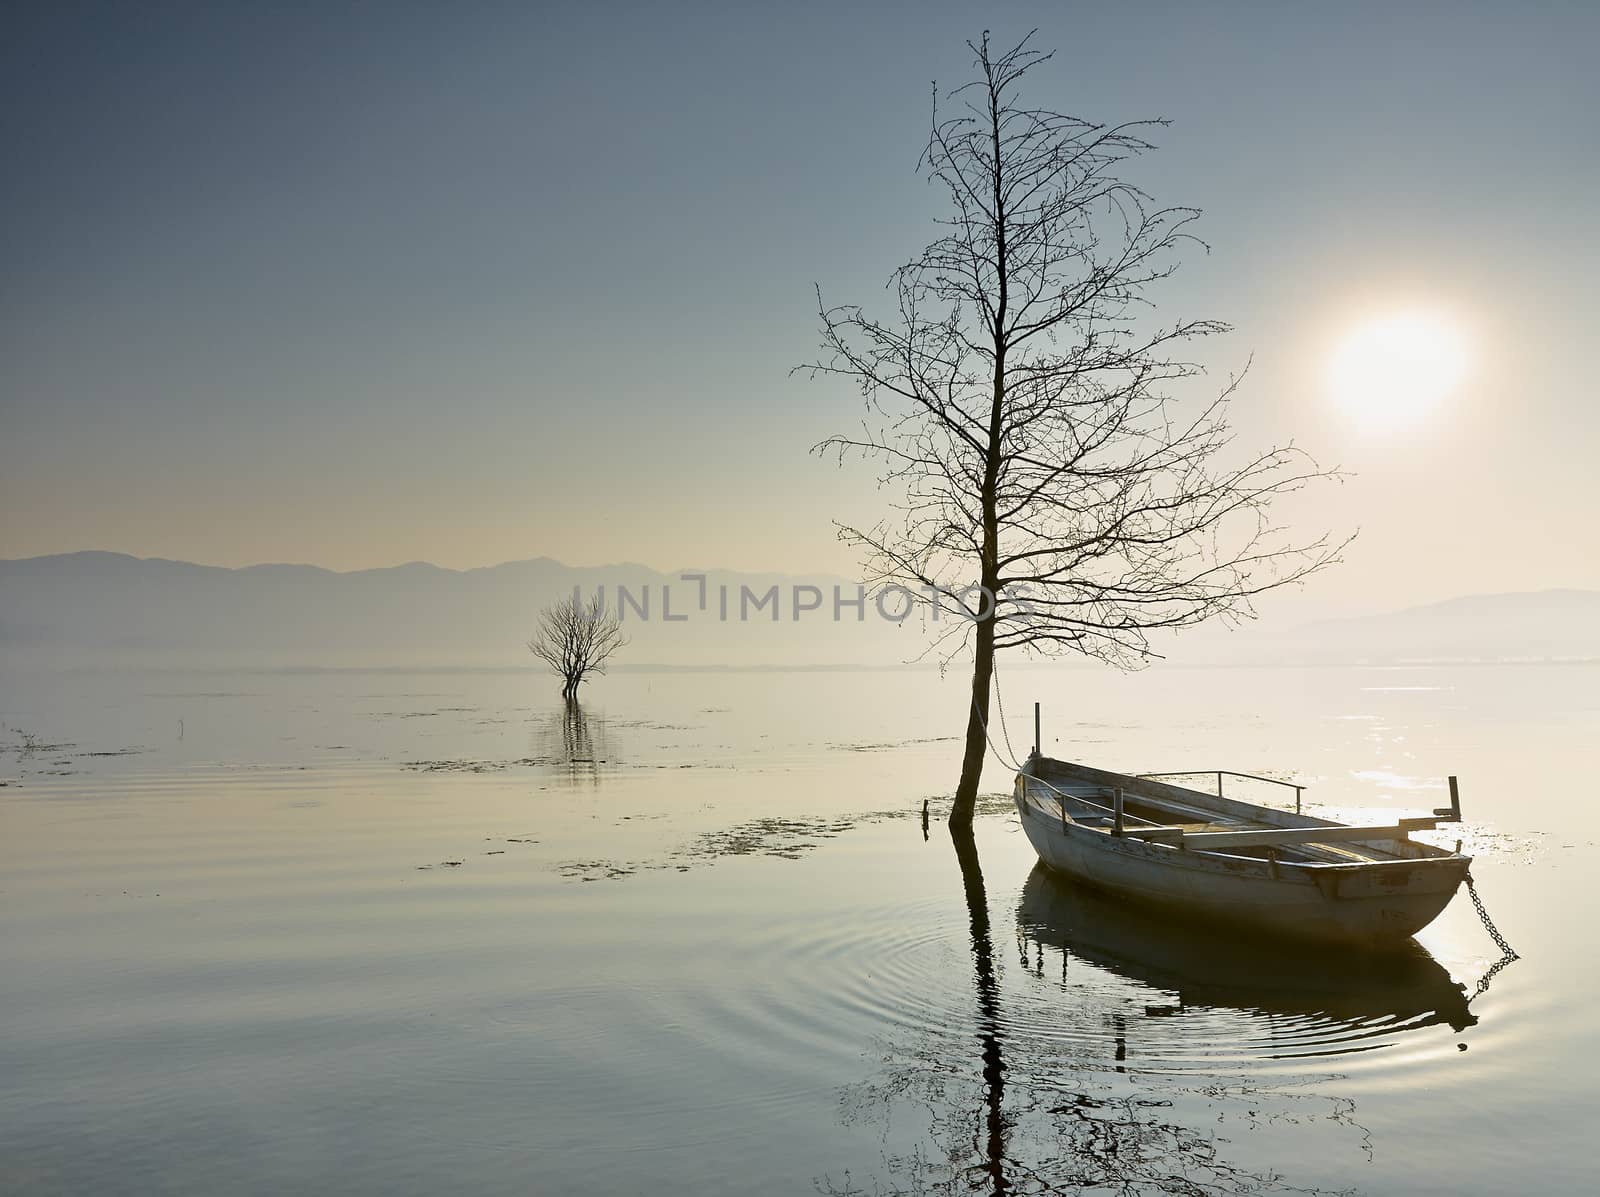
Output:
1112 788 1125 837
1216 770 1224 798
1033 702 1041 758
1293 784 1303 815
1435 776 1462 821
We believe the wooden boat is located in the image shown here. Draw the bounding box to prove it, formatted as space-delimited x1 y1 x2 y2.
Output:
1014 754 1471 947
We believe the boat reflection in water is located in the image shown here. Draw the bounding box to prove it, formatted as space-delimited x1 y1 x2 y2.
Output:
1017 863 1476 1054
825 844 1404 1197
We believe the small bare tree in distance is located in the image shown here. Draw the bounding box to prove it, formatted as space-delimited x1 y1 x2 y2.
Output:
804 32 1348 833
528 593 627 700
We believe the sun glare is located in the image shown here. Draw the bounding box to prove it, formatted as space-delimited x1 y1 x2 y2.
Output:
1327 312 1469 432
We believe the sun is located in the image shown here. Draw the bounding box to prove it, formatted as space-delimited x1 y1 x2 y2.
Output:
1327 312 1469 432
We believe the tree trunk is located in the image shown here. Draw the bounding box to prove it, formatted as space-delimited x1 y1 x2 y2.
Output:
950 62 1008 834
949 613 995 830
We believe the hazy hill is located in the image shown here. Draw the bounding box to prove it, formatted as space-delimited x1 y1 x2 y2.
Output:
1290 589 1600 664
1166 588 1600 667
1 552 1596 669
0 551 918 669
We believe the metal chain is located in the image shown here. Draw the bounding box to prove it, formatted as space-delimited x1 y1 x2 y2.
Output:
1464 871 1520 1001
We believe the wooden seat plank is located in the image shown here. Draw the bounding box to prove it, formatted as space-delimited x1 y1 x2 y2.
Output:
1123 819 1436 850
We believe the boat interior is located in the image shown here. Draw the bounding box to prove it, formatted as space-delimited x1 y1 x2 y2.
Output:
1022 760 1457 868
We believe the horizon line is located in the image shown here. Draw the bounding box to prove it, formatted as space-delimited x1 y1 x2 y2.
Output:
1 550 1597 618
0 548 863 582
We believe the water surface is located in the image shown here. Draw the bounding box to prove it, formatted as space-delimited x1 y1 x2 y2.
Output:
1 664 1593 1193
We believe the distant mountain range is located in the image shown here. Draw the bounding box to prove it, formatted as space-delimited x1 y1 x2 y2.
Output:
0 551 914 668
1 551 1596 669
1289 589 1600 665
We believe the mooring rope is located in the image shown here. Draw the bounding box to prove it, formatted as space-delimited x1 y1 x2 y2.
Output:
991 657 1025 768
971 658 1025 774
971 690 1022 774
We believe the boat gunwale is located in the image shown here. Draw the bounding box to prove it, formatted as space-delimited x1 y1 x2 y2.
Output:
1020 755 1469 872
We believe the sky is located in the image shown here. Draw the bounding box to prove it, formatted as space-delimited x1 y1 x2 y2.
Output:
3 0 1597 616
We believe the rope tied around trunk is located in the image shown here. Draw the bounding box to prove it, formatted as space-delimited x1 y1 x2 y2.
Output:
972 657 1025 774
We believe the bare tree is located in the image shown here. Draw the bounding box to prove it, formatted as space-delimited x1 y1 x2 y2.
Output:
528 592 627 700
804 32 1346 831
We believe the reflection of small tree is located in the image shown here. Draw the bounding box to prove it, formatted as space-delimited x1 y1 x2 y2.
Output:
559 699 593 766
534 698 613 786
528 593 627 700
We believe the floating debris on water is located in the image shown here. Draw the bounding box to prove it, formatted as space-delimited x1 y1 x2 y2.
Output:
557 860 641 882
403 757 548 773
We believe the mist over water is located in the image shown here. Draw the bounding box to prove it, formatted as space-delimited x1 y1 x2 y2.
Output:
1 662 1593 1194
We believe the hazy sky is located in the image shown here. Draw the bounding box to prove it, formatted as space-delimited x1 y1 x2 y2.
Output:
3 1 1596 613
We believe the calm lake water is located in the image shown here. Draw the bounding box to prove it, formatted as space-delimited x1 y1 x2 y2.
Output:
1 663 1595 1194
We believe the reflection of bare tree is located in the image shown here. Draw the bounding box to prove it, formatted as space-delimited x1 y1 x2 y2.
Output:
952 829 1012 1195
821 833 1366 1197
533 699 613 785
